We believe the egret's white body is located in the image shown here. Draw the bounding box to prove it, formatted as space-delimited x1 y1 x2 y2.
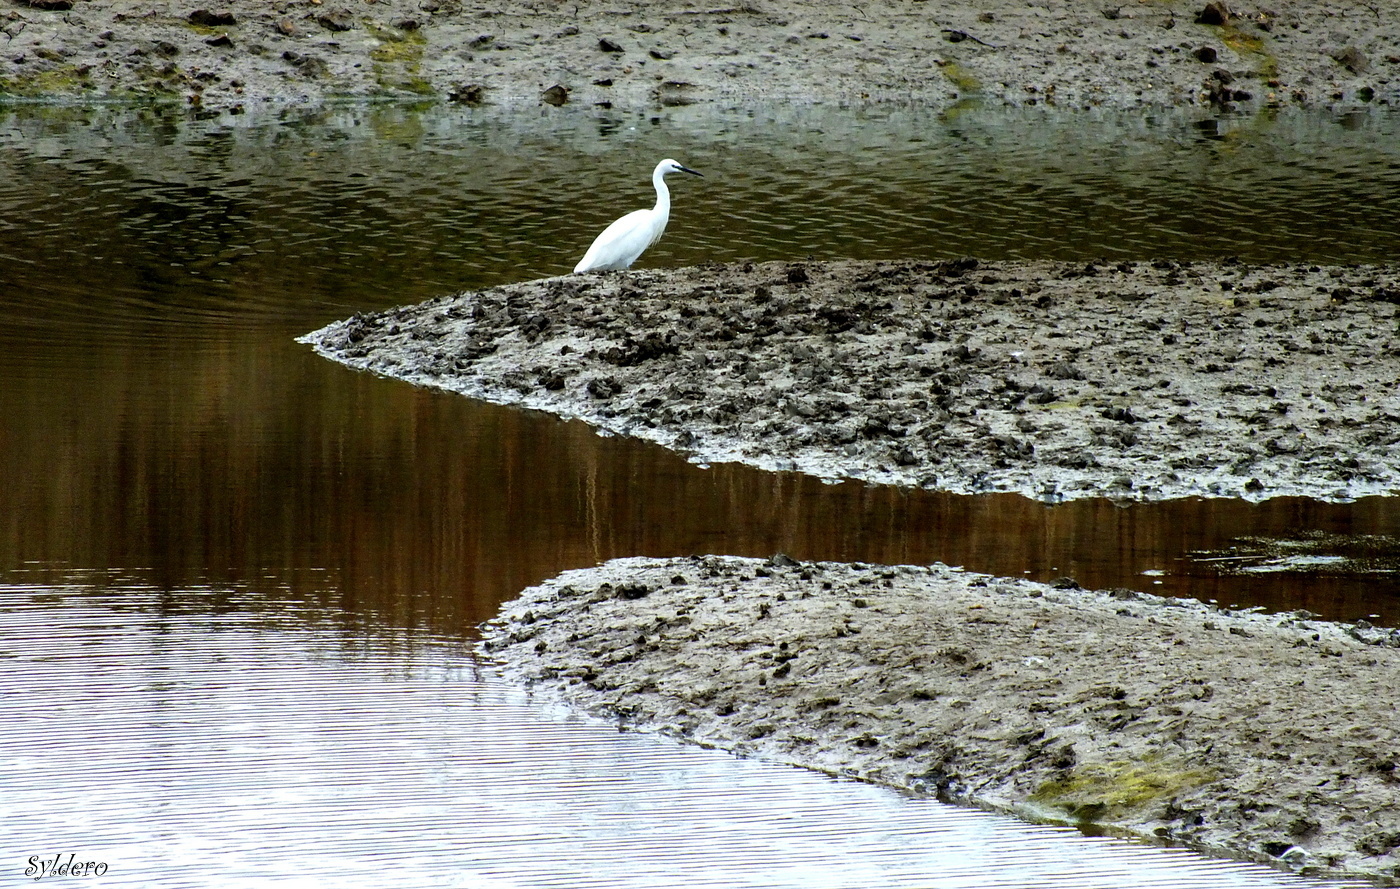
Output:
573 158 702 273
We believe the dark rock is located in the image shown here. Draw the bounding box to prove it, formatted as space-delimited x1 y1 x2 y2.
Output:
613 582 650 600
786 265 810 285
1195 2 1231 25
939 257 980 277
649 48 674 60
468 34 495 49
892 446 919 466
187 10 237 27
316 10 354 33
1332 46 1370 75
204 34 234 48
600 333 679 366
153 40 181 57
586 376 621 399
282 51 329 78
599 37 625 53
18 0 72 9
541 84 569 106
449 83 484 105
1193 46 1218 63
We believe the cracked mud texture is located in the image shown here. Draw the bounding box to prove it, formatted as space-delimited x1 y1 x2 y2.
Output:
1 0 1397 110
300 258 1400 504
481 554 1400 884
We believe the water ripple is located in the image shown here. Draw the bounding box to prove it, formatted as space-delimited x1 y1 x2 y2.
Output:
0 581 1368 889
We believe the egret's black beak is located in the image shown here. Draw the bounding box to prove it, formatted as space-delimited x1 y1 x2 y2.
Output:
680 166 703 177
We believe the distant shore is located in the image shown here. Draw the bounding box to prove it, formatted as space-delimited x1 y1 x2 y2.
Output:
2 1 1394 111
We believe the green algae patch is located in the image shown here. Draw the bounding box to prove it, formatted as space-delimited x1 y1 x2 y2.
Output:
1220 23 1279 80
369 26 435 95
937 60 981 94
0 63 95 98
1026 757 1217 826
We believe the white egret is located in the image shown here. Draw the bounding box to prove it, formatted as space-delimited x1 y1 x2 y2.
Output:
573 158 703 273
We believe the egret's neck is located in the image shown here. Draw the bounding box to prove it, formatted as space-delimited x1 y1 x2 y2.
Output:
652 167 672 216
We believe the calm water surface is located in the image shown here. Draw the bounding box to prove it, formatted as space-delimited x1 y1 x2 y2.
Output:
1 102 1397 886
3 579 1369 888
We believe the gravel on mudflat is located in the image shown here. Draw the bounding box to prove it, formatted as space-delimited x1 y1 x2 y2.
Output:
481 554 1400 885
299 258 1400 504
1 0 1395 110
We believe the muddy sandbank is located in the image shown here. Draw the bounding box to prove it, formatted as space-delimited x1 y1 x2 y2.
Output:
1 0 1395 110
480 553 1400 884
299 259 1400 504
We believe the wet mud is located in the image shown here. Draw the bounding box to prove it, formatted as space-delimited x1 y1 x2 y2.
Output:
2 0 1396 110
482 554 1400 885
300 259 1400 504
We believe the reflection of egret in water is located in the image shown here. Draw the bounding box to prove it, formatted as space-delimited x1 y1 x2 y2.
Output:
574 158 703 273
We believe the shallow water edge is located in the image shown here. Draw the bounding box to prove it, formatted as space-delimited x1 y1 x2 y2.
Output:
300 259 1400 505
481 554 1400 885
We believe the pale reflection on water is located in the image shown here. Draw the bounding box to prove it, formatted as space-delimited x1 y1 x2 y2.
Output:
1 102 1398 885
0 581 1369 888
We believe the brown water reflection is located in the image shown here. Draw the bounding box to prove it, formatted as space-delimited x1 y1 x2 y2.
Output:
2 103 1397 636
4 325 1396 635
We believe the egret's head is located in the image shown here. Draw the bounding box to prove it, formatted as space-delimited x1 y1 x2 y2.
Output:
658 158 703 178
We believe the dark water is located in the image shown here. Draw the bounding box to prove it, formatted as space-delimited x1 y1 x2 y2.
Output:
1 101 1397 886
2 102 1397 628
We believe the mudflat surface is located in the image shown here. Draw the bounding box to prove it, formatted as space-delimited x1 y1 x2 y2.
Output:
2 0 1396 109
481 554 1400 884
300 258 1400 504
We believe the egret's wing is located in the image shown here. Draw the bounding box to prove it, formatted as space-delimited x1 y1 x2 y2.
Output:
574 209 654 272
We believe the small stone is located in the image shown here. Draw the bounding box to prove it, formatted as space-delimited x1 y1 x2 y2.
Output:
541 83 569 106
1332 46 1370 74
316 10 354 33
448 83 484 105
1195 2 1231 25
204 33 233 48
599 37 625 53
187 9 236 27
1194 46 1218 63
